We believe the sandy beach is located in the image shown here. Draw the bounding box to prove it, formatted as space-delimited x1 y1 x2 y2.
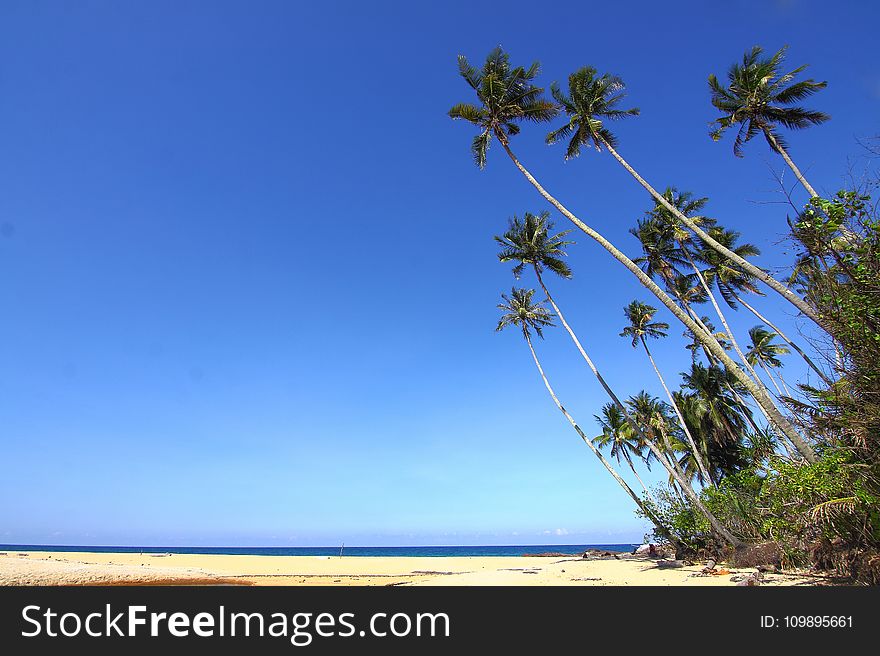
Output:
0 550 827 586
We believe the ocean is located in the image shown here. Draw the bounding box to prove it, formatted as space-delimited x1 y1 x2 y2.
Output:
0 544 637 557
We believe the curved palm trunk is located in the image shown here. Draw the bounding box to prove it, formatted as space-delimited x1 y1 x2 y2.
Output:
759 359 792 398
680 249 805 448
531 271 741 546
523 332 672 539
775 369 793 397
731 291 832 386
683 249 767 388
639 336 713 487
762 130 820 198
599 136 829 333
497 134 817 464
682 304 717 365
756 359 784 396
625 457 651 495
657 423 701 502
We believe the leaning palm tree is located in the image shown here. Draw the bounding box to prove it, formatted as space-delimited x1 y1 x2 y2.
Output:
450 48 815 463
708 45 828 199
621 300 713 485
495 211 652 450
592 403 652 493
746 326 793 397
545 65 826 331
495 287 671 536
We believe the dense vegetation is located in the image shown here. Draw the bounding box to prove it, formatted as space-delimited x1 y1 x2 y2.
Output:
450 46 880 582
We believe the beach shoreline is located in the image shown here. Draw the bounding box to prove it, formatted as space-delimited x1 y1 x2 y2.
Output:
0 550 830 587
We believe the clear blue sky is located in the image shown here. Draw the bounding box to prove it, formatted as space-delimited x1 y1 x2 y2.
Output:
1 0 877 547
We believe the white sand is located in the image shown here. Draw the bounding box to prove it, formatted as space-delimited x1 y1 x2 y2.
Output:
0 551 826 586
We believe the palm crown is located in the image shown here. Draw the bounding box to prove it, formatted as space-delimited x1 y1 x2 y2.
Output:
592 403 646 468
620 301 669 348
746 326 790 368
495 211 574 279
496 287 555 339
545 66 640 159
449 47 558 169
647 187 715 245
696 227 762 307
708 45 829 157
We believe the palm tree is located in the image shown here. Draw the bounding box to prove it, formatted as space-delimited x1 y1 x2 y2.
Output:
746 326 793 397
621 301 713 484
450 49 815 463
683 316 731 365
680 364 753 483
627 392 695 497
545 65 827 332
592 403 651 493
708 45 828 199
495 287 671 536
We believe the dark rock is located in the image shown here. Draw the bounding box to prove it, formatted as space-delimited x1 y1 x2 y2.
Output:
581 549 623 560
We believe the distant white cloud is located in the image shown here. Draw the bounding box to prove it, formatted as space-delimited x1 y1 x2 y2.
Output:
541 528 570 536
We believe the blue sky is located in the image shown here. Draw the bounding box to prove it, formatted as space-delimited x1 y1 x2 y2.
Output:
0 0 877 547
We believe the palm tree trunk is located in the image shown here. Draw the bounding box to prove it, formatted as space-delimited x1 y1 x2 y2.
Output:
776 370 793 397
758 359 784 396
529 274 741 546
522 332 672 538
762 129 820 198
639 336 713 487
625 457 651 495
731 291 832 386
683 304 717 365
763 129 860 245
496 134 817 463
681 249 805 448
682 249 767 389
599 136 829 333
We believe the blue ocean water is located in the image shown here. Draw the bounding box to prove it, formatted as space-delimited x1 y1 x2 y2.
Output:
0 544 636 557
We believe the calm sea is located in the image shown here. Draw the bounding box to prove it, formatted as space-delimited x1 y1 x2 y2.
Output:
0 544 636 557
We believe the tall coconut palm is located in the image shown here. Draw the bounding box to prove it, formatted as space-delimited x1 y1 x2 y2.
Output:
630 217 689 289
450 49 815 463
495 287 671 536
621 300 713 485
545 65 827 331
592 403 651 493
746 326 793 397
708 45 828 199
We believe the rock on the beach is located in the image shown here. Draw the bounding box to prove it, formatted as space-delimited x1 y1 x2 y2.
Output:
581 549 621 560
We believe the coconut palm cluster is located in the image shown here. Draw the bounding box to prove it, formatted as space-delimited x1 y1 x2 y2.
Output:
451 46 880 579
